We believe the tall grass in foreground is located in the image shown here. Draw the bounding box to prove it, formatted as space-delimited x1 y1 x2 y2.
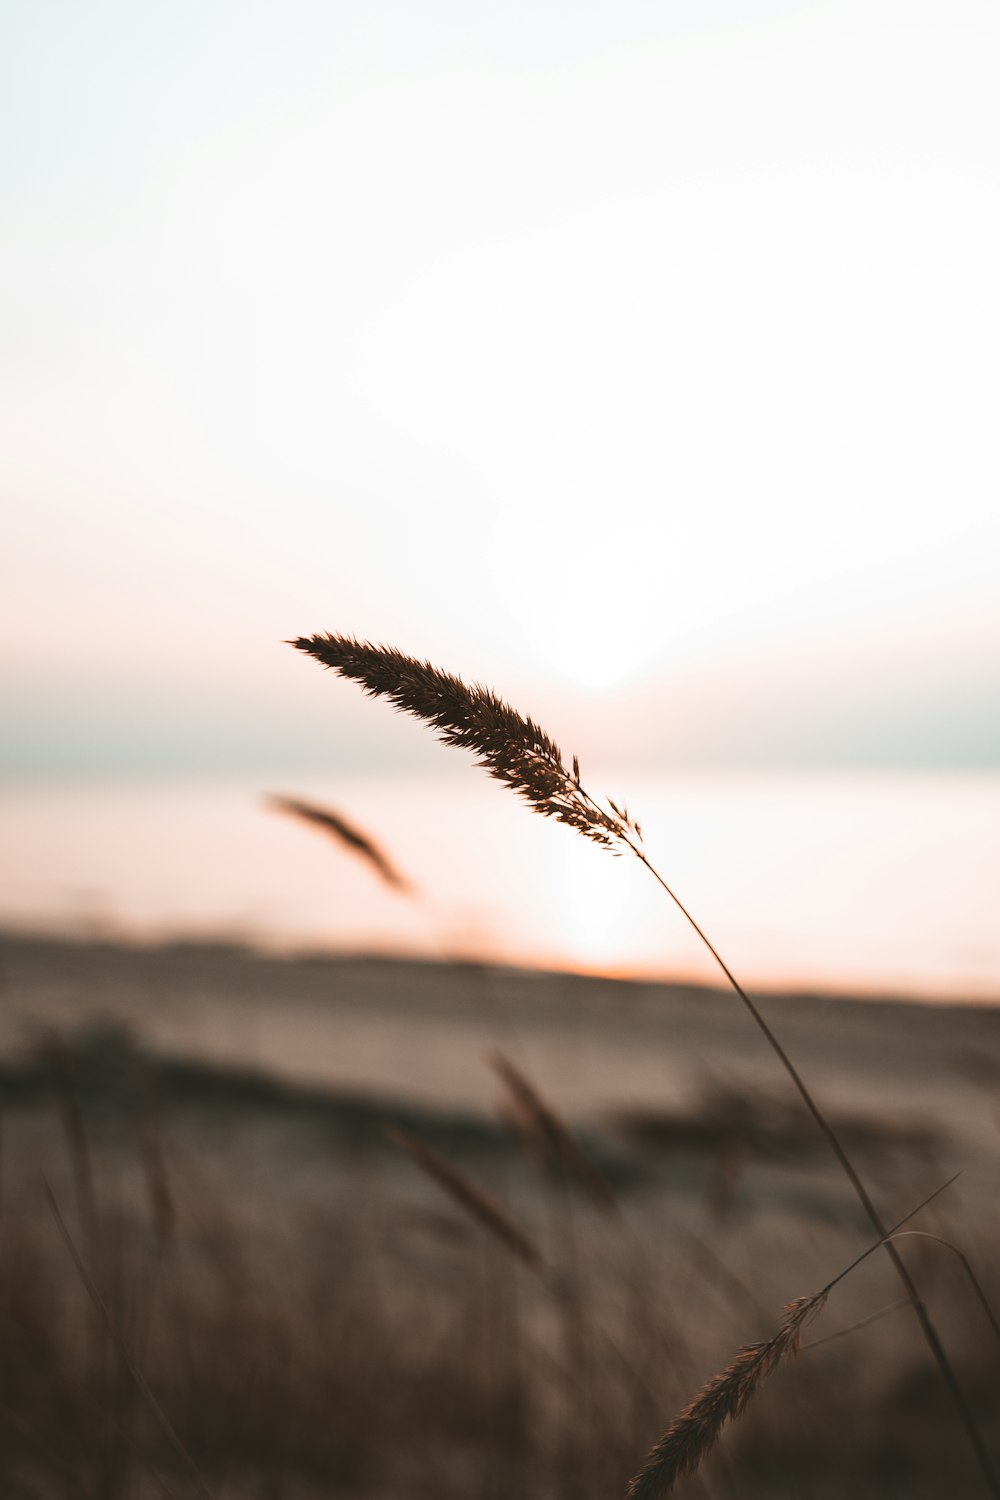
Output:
388 1105 958 1499
291 631 999 1496
3 963 998 1497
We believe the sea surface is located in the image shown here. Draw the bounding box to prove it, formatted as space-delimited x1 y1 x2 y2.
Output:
2 769 999 1001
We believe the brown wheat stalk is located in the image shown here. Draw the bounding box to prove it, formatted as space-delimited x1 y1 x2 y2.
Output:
291 633 997 1496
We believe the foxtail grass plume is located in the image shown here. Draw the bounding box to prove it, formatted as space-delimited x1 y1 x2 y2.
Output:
266 793 413 893
289 634 640 851
625 1292 826 1499
624 1172 961 1499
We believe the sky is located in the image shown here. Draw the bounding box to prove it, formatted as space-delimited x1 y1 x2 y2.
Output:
3 0 999 778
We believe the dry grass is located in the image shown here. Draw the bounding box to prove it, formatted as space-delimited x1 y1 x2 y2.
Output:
624 1293 828 1500
388 1125 545 1271
289 633 638 850
2 638 998 1496
292 632 1000 1495
490 1050 617 1214
1 1083 997 1500
266 793 414 893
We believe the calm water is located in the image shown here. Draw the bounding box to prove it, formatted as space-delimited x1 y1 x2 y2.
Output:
2 769 999 1000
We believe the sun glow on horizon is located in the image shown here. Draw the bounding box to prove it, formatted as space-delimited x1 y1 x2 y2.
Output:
1 1 998 776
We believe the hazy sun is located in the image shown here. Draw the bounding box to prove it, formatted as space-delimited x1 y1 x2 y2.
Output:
488 532 672 689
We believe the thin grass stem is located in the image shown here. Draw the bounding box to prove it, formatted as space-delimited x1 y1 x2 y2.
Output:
44 1179 216 1500
623 841 998 1494
886 1231 1000 1347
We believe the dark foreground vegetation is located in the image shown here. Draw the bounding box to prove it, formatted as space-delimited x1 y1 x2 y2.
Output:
1 936 998 1498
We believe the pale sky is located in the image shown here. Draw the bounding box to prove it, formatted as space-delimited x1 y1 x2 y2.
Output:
3 0 999 776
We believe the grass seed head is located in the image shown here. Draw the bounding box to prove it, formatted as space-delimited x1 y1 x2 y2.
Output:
290 634 639 850
624 1292 827 1499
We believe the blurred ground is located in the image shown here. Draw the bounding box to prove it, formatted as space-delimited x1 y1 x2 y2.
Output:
1 931 998 1498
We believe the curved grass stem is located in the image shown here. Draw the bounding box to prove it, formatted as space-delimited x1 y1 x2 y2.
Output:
628 841 999 1497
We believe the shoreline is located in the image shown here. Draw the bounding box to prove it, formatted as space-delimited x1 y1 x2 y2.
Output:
3 922 999 1014
2 927 999 1154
